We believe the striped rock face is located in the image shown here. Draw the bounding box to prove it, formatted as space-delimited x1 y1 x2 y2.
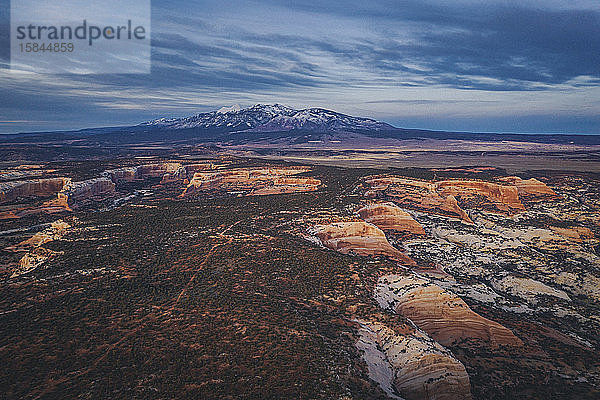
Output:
310 221 416 266
357 203 426 235
362 176 540 223
376 275 523 348
358 320 473 400
181 167 321 197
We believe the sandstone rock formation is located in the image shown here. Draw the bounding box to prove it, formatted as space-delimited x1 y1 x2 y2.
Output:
181 167 320 197
136 162 182 179
357 320 473 400
9 220 71 278
55 177 116 209
363 176 532 223
436 180 524 213
104 162 183 183
160 163 217 183
473 218 598 255
7 220 70 251
357 203 426 235
498 176 557 199
555 272 600 302
364 176 473 223
549 226 595 243
0 178 69 203
310 222 416 265
492 276 572 304
103 167 138 183
376 275 522 347
13 248 57 278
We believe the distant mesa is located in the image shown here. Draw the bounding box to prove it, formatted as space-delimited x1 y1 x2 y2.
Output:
310 221 416 266
160 163 219 184
103 162 183 183
376 275 523 348
0 162 322 219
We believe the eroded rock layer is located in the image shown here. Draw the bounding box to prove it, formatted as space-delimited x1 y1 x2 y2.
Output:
56 177 116 208
357 203 426 235
358 320 473 400
0 178 69 203
363 176 533 223
364 177 472 223
376 275 522 347
104 162 183 183
7 220 71 251
310 221 415 265
181 167 320 197
160 163 217 183
9 220 71 277
497 176 557 199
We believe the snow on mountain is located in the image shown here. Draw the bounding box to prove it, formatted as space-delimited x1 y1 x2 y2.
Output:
217 104 241 114
142 104 395 133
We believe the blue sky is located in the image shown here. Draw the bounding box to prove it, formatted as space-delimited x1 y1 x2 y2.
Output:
1 0 599 134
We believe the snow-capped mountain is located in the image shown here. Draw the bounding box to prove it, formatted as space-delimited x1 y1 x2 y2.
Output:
142 104 395 133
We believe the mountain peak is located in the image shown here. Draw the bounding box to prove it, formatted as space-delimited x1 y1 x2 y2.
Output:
217 104 241 114
143 104 395 133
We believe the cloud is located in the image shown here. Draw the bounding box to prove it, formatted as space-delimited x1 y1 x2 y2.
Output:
0 0 599 133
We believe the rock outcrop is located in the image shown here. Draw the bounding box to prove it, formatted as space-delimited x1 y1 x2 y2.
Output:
9 220 70 277
357 203 426 235
364 177 473 223
376 275 522 347
181 167 320 197
0 178 69 203
550 226 595 243
363 176 531 223
357 320 473 400
104 162 183 183
310 222 416 265
498 176 557 199
136 162 182 179
103 167 138 183
55 177 116 208
160 163 217 183
14 248 57 278
436 180 524 213
7 220 70 251
492 276 572 304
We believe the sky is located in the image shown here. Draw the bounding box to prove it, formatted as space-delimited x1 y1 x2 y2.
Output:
0 0 599 134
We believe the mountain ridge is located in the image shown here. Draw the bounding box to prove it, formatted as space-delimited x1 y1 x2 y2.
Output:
141 104 395 133
1 104 600 146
